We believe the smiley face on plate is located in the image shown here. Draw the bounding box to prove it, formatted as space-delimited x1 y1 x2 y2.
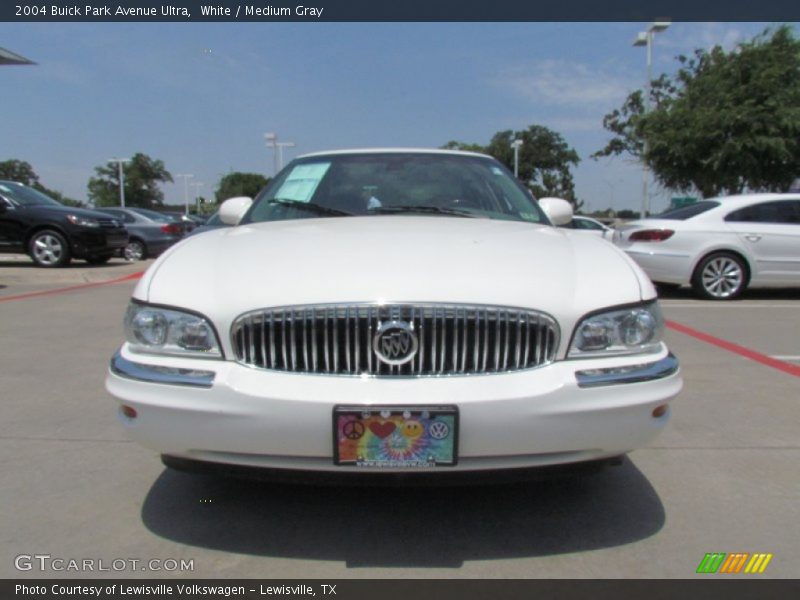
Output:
402 420 424 439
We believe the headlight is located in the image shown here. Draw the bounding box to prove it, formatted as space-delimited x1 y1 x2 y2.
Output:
67 214 101 228
568 302 664 358
124 303 222 358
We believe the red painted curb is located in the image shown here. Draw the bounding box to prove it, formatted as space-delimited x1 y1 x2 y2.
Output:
666 319 800 378
0 271 143 303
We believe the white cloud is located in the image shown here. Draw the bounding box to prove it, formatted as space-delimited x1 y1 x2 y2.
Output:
655 22 784 63
494 59 637 108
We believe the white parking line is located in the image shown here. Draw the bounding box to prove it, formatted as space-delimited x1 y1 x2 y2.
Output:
771 356 800 362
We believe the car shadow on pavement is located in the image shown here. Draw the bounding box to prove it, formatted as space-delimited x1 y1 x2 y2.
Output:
141 458 664 568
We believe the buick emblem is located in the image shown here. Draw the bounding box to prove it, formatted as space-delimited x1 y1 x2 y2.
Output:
373 320 418 365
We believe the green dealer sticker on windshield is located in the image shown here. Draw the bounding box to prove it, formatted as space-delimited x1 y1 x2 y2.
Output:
275 162 331 202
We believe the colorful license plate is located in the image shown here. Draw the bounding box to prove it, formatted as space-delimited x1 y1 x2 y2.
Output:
333 406 458 468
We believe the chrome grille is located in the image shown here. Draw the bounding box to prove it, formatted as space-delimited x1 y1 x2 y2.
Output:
231 303 559 376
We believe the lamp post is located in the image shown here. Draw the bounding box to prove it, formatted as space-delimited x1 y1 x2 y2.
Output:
603 178 621 216
190 182 204 212
633 19 670 218
510 138 523 178
175 173 194 216
108 158 130 207
264 132 296 175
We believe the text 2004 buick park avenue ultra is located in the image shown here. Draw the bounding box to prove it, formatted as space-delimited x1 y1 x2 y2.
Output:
106 149 682 482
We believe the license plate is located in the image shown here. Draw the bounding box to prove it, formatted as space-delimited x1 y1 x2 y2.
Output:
333 405 458 468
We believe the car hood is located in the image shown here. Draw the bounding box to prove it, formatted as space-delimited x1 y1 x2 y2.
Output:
136 217 654 352
26 204 118 220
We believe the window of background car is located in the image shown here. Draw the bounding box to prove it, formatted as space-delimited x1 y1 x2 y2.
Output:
130 208 179 223
97 209 135 223
656 201 720 220
0 182 62 207
725 200 800 224
574 218 604 230
244 153 548 225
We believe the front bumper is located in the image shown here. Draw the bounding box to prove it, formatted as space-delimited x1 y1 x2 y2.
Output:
71 228 128 257
106 345 682 473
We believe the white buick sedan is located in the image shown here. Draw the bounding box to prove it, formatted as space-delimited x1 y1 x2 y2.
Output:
614 194 800 300
106 149 681 481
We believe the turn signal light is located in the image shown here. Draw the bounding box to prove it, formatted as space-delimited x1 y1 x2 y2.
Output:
121 405 138 419
652 404 668 418
629 229 674 242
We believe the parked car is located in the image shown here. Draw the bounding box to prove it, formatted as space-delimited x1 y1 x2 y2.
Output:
559 215 614 239
106 149 681 482
94 207 185 261
0 180 128 267
185 211 230 237
162 211 199 233
613 194 800 300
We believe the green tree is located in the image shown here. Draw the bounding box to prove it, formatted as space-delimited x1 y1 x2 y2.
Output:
442 126 582 208
215 172 270 203
88 153 172 208
0 159 38 185
485 126 581 207
440 140 487 153
0 159 84 206
595 25 800 197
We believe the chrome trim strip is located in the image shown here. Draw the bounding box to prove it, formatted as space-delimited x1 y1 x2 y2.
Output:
575 353 679 388
110 351 215 388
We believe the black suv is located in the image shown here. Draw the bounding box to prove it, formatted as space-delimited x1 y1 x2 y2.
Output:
0 180 128 267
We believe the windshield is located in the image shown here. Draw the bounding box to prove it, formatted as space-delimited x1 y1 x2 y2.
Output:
243 153 548 225
0 181 62 207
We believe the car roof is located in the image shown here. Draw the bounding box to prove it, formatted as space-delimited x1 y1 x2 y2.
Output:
705 193 800 209
297 148 493 160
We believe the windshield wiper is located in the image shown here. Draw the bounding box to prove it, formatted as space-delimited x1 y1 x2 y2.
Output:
368 205 478 218
267 198 352 216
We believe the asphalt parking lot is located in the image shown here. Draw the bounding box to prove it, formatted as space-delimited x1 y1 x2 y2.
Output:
1 255 798 579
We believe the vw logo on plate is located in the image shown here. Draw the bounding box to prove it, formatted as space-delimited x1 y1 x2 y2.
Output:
373 320 418 366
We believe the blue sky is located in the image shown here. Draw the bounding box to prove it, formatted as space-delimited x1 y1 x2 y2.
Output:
1 21 792 212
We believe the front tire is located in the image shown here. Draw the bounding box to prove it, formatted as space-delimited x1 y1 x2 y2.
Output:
29 230 71 268
123 239 146 261
691 252 748 300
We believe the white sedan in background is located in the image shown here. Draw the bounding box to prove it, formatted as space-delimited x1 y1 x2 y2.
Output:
614 194 800 299
559 215 614 239
106 149 681 482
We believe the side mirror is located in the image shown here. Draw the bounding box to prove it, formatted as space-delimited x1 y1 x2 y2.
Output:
538 197 574 226
219 196 253 225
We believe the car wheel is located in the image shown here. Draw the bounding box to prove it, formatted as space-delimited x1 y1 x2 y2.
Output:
29 230 71 268
691 252 748 300
123 239 146 261
86 255 112 265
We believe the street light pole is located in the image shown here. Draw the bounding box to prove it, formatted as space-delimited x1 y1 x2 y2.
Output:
109 158 130 207
175 173 194 216
190 182 204 213
264 132 296 175
633 19 670 218
276 142 296 171
510 139 523 178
